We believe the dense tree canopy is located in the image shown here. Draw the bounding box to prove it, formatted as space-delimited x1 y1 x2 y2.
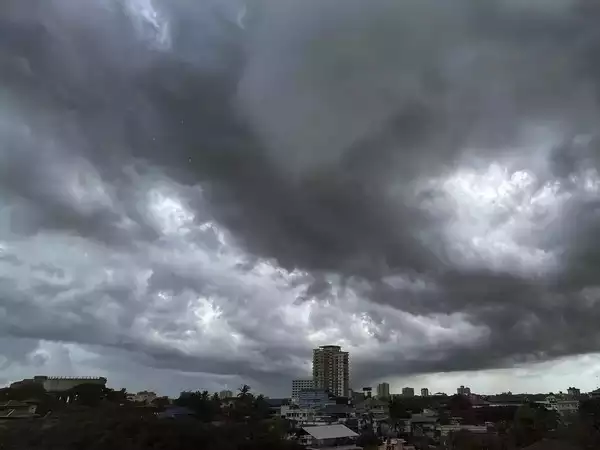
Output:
0 405 302 450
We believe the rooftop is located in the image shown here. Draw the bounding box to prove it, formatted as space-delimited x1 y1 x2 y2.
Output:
265 398 289 407
302 424 358 440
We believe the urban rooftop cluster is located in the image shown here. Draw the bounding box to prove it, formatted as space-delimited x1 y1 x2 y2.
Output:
4 346 600 449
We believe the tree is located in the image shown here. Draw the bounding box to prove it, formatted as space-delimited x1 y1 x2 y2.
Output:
356 430 381 449
1 383 47 401
389 397 410 420
231 385 255 421
68 383 106 407
449 430 495 450
449 394 473 412
175 390 220 422
253 394 272 420
449 394 475 424
511 402 558 447
0 407 305 450
573 397 600 448
238 384 251 399
105 388 127 404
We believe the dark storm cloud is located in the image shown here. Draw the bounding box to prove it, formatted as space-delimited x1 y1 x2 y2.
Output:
2 0 600 389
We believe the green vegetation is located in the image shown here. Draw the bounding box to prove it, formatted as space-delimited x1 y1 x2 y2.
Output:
0 384 300 450
0 407 302 450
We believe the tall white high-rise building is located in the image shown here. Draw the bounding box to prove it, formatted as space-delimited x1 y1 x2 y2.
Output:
292 379 314 403
312 345 349 398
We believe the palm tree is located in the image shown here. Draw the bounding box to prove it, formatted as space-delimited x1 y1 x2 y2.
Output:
238 384 251 398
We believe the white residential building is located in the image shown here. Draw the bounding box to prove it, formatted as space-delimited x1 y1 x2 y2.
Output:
537 395 579 415
281 405 317 423
292 379 314 403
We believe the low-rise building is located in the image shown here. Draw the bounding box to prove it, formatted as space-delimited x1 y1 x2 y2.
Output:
281 405 317 423
567 387 581 397
300 424 359 449
298 388 335 409
128 391 158 404
355 397 388 421
292 379 314 403
536 395 579 415
317 404 355 423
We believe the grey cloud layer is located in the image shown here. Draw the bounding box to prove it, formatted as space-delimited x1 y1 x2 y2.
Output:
1 0 600 390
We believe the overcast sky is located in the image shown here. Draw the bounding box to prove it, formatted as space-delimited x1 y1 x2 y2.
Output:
1 0 600 398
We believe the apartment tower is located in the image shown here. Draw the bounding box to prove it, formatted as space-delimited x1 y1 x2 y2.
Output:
312 345 349 398
377 382 390 399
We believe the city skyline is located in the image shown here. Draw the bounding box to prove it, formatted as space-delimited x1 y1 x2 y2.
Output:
4 366 598 400
5 348 600 399
4 346 600 398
